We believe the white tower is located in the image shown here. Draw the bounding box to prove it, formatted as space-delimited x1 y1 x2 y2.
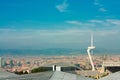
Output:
87 32 95 71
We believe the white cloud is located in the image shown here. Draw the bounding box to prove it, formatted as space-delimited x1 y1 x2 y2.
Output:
94 0 107 12
65 20 96 29
56 0 69 12
99 8 107 12
65 20 82 25
66 19 120 30
106 19 120 25
94 0 101 6
89 20 103 23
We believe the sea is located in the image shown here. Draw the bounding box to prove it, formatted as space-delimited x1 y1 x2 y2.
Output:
0 48 120 57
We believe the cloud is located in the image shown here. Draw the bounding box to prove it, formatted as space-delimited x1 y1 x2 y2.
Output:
89 20 103 23
94 0 102 6
56 0 69 12
65 20 95 29
94 0 107 12
65 20 93 26
106 19 120 25
65 21 82 25
66 19 120 30
99 8 107 12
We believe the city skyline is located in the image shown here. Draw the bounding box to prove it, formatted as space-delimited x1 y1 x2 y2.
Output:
0 0 120 49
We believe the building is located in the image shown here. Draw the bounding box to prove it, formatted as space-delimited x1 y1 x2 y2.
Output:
101 61 120 73
0 57 6 68
0 57 3 68
42 62 76 72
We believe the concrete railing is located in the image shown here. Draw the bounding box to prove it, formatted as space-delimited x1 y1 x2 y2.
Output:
103 62 120 67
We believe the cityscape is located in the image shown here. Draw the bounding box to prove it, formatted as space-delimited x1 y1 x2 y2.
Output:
0 55 120 73
0 0 120 80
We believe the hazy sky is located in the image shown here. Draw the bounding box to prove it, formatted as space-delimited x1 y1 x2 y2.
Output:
0 0 120 49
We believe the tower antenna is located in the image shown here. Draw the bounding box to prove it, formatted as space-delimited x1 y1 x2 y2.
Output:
91 32 93 46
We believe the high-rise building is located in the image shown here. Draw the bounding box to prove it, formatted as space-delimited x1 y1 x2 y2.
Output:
0 57 5 68
0 57 2 68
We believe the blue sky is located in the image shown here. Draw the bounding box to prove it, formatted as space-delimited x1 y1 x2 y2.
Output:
0 0 120 49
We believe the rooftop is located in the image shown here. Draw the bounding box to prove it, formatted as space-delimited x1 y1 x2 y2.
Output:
0 71 95 80
50 71 95 80
1 69 120 80
99 71 120 80
0 71 54 80
0 69 17 78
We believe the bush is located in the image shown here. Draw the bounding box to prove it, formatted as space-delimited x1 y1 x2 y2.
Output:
31 67 51 73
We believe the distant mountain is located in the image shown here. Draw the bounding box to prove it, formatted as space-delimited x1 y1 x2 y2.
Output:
0 48 120 56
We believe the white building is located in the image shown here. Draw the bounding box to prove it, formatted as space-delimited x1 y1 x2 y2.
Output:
0 57 2 68
0 57 5 68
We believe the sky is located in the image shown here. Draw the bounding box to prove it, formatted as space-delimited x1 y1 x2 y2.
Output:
0 0 120 49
